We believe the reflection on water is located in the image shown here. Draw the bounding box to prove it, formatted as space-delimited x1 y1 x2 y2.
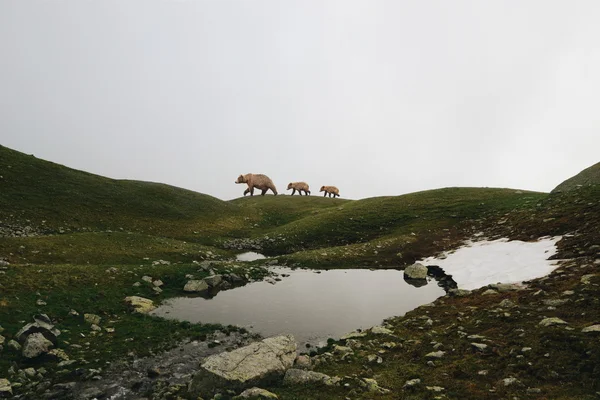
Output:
152 268 444 348
235 252 266 262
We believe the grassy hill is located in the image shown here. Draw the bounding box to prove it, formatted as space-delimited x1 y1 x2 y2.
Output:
552 160 600 193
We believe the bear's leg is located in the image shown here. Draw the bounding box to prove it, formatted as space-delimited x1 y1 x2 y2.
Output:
323 192 327 197
291 189 296 196
261 188 268 196
249 187 255 196
243 188 250 196
307 190 311 195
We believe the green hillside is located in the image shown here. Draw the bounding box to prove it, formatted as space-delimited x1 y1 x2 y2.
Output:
552 160 600 193
0 145 245 241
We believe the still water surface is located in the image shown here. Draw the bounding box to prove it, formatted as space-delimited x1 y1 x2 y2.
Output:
152 268 444 347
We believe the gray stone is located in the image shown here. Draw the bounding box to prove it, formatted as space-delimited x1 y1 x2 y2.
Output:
543 299 569 307
370 325 393 335
152 279 164 287
204 274 223 287
7 340 20 351
403 378 421 388
502 377 519 386
83 314 101 325
124 296 156 314
361 378 389 394
341 330 366 339
235 387 279 399
404 263 428 280
448 288 471 297
183 280 209 293
539 318 568 327
471 343 488 352
582 324 600 333
189 335 296 397
425 350 445 359
15 320 59 345
22 332 54 358
489 283 523 292
294 355 311 369
0 379 12 398
498 299 516 308
283 369 335 386
580 274 596 285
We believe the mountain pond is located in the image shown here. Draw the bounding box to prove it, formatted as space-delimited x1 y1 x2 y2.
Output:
152 237 560 348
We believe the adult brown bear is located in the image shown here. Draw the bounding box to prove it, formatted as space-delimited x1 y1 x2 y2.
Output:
235 173 278 196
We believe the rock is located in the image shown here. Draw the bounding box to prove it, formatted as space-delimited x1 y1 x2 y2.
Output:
361 378 389 393
371 325 393 335
227 273 245 284
235 387 279 399
539 318 568 327
498 299 516 308
527 388 542 394
36 299 47 306
294 355 311 369
580 274 596 285
22 332 54 358
404 263 428 280
189 335 296 397
471 343 488 352
489 283 523 292
124 296 156 314
502 377 519 386
7 340 21 351
152 279 164 287
84 314 101 325
425 350 445 359
204 274 223 287
142 275 153 282
582 325 600 333
283 369 335 386
403 378 421 389
90 324 102 332
426 386 445 392
69 309 79 316
332 345 353 359
0 335 4 346
15 319 59 345
341 331 366 340
183 280 209 293
48 348 69 361
448 288 471 297
0 379 12 398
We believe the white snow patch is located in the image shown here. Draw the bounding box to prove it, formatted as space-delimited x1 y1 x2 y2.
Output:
420 237 561 290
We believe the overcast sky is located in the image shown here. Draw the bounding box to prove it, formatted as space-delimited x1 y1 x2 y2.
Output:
1 1 599 200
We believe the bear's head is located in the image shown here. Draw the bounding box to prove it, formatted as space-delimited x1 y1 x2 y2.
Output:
235 175 246 184
287 183 293 190
319 186 326 192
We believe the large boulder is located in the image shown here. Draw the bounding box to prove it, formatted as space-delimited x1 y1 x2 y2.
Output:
15 315 60 345
404 263 428 280
124 296 156 314
189 335 297 397
22 332 54 358
183 280 209 293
